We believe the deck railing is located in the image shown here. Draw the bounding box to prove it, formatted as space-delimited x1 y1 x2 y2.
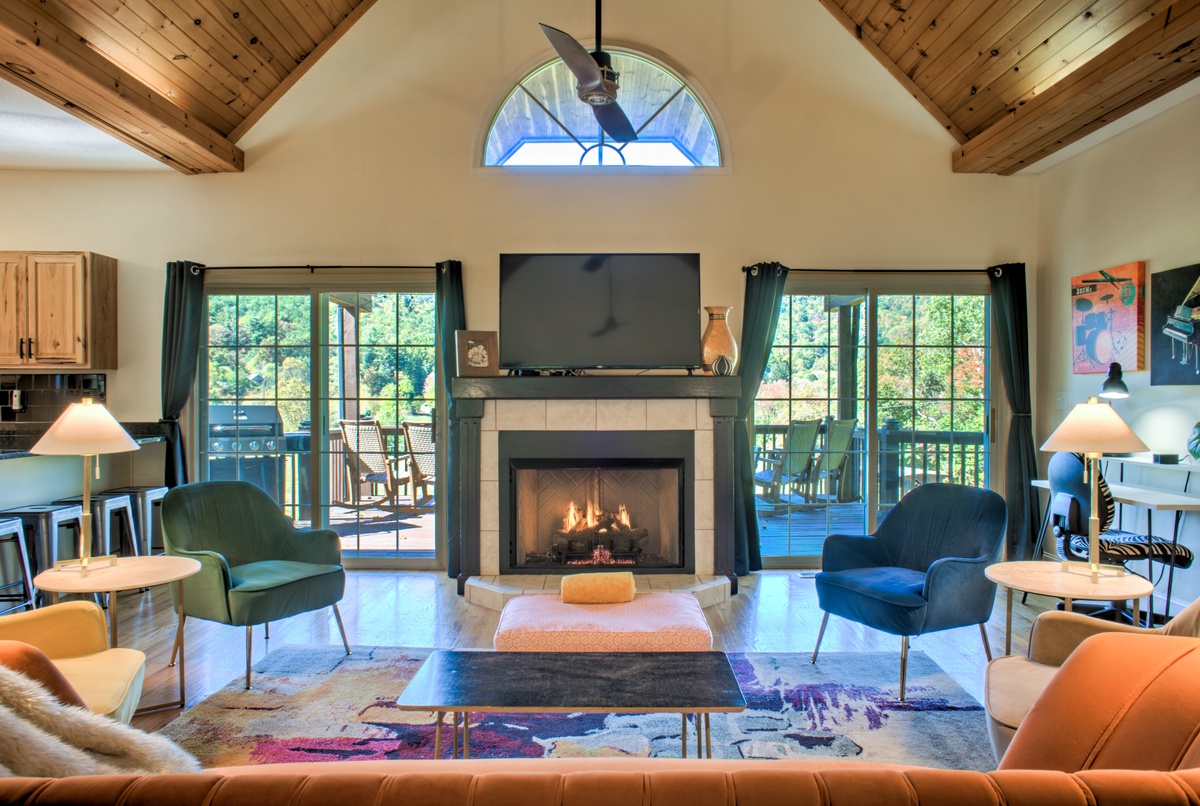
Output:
754 418 988 506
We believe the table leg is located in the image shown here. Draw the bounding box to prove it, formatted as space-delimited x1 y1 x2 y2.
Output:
453 712 460 759
1004 588 1013 656
705 713 712 759
463 713 470 759
134 579 189 716
434 711 443 760
681 713 687 758
1133 597 1141 628
108 589 118 647
695 712 701 758
1064 597 1073 612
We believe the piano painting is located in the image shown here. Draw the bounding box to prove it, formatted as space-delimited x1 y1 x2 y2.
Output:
1152 263 1200 386
1070 262 1144 375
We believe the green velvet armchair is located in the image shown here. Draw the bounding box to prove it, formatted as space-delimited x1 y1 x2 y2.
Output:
161 480 350 689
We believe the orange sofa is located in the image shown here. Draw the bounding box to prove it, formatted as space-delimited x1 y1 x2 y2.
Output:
2 632 1198 805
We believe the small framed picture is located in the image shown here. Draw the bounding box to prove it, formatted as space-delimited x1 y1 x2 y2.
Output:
456 330 499 376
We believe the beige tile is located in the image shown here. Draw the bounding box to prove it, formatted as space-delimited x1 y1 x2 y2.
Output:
694 479 714 529
495 399 547 430
633 575 652 594
466 580 505 611
694 529 714 575
481 400 496 432
647 399 697 431
596 399 646 430
480 430 499 482
480 480 499 530
481 530 500 575
547 399 597 430
691 579 730 608
694 430 714 480
695 400 714 430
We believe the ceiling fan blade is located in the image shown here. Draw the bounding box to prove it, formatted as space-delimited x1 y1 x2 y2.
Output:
538 23 603 90
593 103 638 143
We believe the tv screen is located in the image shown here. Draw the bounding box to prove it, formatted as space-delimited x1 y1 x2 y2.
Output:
499 253 701 370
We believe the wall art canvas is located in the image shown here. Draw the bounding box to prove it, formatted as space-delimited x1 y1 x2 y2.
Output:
1071 262 1145 374
1151 263 1200 386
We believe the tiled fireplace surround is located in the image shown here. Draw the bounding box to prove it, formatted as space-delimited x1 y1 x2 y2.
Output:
450 377 741 606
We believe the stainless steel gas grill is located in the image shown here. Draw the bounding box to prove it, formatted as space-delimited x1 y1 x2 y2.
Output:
207 404 285 502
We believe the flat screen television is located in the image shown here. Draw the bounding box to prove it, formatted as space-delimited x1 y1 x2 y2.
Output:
499 253 701 370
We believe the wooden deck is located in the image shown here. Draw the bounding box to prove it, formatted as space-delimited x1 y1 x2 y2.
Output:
757 495 872 562
293 505 436 559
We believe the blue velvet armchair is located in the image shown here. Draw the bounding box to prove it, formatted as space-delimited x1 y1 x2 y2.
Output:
812 483 1007 700
162 480 350 689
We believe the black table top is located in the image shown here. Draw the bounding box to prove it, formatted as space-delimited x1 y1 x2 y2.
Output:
396 650 746 714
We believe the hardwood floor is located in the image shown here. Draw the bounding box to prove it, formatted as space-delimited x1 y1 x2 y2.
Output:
127 569 1053 733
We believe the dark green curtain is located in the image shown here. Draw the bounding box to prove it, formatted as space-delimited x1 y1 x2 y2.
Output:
989 262 1038 560
161 261 206 488
732 261 789 575
436 260 466 578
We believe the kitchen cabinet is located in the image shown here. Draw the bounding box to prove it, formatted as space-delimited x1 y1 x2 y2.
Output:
0 252 117 370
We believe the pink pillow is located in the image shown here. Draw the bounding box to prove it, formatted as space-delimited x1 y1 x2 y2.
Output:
0 640 87 707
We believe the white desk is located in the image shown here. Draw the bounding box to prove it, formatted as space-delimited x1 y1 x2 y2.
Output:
1031 479 1200 619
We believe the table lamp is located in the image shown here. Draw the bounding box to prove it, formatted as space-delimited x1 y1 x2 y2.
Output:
31 398 139 574
1041 396 1147 581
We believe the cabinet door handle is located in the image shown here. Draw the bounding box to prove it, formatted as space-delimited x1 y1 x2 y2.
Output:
26 338 33 358
18 339 24 359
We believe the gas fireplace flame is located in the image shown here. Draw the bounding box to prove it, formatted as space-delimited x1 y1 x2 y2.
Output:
618 504 630 528
563 499 632 532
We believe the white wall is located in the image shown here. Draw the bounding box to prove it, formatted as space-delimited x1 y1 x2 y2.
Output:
1035 91 1200 608
0 0 1035 426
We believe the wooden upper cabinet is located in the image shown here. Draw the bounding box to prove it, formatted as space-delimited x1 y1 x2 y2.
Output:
0 252 117 370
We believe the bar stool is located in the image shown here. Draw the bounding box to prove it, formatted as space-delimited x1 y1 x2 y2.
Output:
104 486 168 556
0 517 34 614
0 504 85 604
54 493 138 558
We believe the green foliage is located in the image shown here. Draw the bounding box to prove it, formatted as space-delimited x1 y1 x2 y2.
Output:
1189 423 1200 461
204 293 436 433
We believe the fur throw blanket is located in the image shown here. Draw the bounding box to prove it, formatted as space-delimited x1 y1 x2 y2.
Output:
0 664 200 777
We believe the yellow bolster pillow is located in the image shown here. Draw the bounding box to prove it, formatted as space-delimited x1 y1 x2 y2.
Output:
561 571 635 604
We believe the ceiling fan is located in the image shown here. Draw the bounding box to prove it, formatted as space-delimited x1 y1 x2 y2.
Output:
538 0 638 143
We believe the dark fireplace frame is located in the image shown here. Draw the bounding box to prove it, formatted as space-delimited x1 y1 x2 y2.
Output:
498 430 695 575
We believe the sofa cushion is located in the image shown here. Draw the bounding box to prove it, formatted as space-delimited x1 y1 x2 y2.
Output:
494 592 712 652
0 640 86 708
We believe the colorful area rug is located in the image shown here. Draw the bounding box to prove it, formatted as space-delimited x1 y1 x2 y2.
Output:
160 646 994 770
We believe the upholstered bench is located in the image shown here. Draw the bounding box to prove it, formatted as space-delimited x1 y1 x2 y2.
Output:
493 591 713 652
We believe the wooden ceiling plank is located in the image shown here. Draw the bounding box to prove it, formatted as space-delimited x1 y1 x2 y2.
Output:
58 0 252 131
0 0 242 173
910 2 1021 90
283 0 335 44
197 0 306 71
879 0 957 59
937 0 1114 127
954 0 1171 135
921 0 1072 107
954 3 1200 172
862 2 911 46
838 0 878 24
893 1 979 76
300 0 343 30
228 0 376 143
816 0 968 143
113 0 284 96
992 63 1200 173
248 1 320 55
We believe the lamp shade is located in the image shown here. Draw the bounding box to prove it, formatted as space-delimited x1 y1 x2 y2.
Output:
30 399 140 456
1098 362 1130 399
1041 398 1147 455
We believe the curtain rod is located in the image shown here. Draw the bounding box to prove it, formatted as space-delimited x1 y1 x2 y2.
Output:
741 266 991 274
197 264 438 272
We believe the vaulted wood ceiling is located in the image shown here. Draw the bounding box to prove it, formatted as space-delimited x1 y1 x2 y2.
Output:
1 1 1197 175
0 0 375 174
819 0 1200 174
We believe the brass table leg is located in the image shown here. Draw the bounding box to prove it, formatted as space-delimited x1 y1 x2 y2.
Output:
681 713 687 758
434 711 443 760
705 713 712 758
463 712 470 759
1004 587 1013 656
695 712 701 758
134 579 188 716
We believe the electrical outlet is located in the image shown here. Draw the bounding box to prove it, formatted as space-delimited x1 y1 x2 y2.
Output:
1055 392 1067 411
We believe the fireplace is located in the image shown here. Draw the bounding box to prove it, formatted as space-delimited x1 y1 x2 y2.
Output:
499 430 695 574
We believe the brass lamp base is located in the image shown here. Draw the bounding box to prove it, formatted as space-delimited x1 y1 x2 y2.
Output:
53 554 119 576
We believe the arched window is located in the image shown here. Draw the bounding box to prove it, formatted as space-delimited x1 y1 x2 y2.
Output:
485 51 721 167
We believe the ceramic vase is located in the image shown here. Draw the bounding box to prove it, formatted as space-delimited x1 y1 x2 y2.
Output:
701 306 738 375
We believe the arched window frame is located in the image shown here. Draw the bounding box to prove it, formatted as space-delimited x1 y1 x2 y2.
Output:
475 43 731 173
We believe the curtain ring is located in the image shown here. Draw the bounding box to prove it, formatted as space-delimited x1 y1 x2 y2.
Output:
750 266 759 276
990 267 1003 278
189 265 201 275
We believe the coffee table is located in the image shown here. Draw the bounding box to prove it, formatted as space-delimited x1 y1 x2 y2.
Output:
395 650 746 759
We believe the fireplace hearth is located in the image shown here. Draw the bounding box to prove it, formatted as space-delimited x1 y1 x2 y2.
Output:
500 430 694 575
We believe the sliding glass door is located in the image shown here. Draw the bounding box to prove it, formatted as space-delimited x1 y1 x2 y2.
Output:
754 280 992 566
197 288 438 567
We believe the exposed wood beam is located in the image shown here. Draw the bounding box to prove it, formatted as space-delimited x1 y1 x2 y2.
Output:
817 0 969 144
229 0 377 143
953 0 1200 174
0 0 243 174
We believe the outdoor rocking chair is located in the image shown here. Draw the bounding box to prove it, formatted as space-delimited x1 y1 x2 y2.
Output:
753 419 821 505
402 421 437 506
811 418 859 503
340 419 410 511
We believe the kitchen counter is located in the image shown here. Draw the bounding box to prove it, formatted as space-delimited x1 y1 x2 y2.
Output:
0 422 165 460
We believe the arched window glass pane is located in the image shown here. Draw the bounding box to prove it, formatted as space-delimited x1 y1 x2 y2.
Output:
485 52 721 167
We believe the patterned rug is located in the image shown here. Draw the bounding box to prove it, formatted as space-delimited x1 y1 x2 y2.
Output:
160 646 995 770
